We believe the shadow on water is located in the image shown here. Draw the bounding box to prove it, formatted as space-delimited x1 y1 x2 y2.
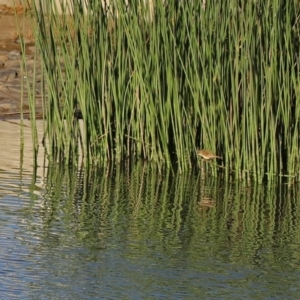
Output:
1 119 300 299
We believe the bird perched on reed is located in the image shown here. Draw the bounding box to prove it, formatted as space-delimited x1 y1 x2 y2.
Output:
197 149 222 160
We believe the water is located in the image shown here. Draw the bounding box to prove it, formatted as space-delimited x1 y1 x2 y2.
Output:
1 120 300 299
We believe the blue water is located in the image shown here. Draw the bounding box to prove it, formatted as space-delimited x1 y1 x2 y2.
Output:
1 120 300 299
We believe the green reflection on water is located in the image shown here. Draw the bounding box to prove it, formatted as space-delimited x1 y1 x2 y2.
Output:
28 161 300 265
20 161 300 298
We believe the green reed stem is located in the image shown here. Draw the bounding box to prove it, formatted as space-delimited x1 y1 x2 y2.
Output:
26 0 300 182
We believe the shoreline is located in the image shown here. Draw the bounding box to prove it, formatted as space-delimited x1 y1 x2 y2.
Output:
0 6 41 119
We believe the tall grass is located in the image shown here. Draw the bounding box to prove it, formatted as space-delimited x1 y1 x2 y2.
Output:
26 0 300 182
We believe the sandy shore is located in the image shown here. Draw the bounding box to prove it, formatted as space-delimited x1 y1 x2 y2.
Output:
0 4 42 119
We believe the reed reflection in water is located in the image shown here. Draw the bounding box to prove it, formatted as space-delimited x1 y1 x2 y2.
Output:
0 120 300 299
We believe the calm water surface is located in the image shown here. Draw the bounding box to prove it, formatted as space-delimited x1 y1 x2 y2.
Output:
0 120 300 299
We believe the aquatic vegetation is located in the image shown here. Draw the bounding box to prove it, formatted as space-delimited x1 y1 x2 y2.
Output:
25 0 300 182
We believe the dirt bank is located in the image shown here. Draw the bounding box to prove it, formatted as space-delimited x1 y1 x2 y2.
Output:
0 4 41 119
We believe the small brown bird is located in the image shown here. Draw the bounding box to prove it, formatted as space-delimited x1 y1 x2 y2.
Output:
197 149 222 160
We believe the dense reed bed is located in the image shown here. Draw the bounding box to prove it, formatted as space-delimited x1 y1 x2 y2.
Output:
26 0 300 182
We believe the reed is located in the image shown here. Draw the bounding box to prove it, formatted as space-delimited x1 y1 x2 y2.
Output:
26 0 300 181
